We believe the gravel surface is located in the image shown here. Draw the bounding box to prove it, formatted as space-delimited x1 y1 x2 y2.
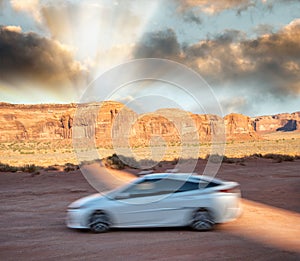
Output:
0 159 299 260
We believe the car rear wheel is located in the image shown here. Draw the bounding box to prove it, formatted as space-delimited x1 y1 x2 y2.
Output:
191 209 215 231
89 211 110 233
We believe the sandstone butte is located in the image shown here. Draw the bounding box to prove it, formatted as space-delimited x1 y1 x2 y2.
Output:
0 102 299 147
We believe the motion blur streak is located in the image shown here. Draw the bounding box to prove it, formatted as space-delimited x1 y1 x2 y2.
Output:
226 199 300 253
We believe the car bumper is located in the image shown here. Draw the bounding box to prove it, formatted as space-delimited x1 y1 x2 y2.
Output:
223 206 242 222
222 198 242 222
66 209 89 229
213 195 242 223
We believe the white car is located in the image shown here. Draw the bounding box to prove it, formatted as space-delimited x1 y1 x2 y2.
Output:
67 173 241 233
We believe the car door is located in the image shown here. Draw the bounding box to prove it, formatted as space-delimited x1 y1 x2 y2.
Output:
110 178 201 227
143 180 202 226
109 179 165 227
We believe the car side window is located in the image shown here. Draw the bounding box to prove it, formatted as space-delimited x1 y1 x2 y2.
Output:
122 179 160 197
122 178 204 197
176 181 199 192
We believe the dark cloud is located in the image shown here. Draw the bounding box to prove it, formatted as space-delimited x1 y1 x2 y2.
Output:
239 20 300 95
253 24 274 36
134 29 181 59
0 26 88 88
214 29 247 44
183 9 202 25
184 20 300 97
183 30 249 83
176 0 300 17
262 0 300 12
220 97 250 115
133 19 300 106
236 1 256 16
177 0 255 15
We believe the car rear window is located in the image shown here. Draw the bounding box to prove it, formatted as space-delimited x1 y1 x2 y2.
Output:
176 181 199 192
176 180 219 192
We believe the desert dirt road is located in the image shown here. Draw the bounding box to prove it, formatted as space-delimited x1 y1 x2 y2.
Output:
0 159 299 260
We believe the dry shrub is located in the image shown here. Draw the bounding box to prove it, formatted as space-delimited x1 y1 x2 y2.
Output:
103 154 125 170
206 154 234 164
172 158 179 165
45 165 61 171
263 154 295 163
0 163 41 173
20 164 39 173
206 154 245 165
0 163 18 172
79 159 101 166
64 163 79 172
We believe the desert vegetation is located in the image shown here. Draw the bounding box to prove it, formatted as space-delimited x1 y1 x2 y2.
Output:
0 162 76 173
0 162 40 173
1 152 299 174
1 146 300 174
0 131 299 168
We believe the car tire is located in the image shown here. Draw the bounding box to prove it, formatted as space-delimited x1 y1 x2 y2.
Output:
89 211 111 233
191 208 215 231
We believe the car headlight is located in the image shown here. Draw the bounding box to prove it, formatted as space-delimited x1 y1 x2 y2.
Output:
68 206 82 210
68 203 92 210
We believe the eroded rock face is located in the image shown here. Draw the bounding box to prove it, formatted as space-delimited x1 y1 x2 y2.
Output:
0 102 136 144
192 114 225 141
0 103 76 141
224 113 258 140
128 109 225 146
129 112 181 147
0 102 298 145
292 112 300 131
252 112 300 133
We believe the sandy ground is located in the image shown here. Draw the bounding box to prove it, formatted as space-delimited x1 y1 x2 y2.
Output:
0 158 299 260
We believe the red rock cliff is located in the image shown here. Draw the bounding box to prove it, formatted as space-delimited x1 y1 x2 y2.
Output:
0 102 298 145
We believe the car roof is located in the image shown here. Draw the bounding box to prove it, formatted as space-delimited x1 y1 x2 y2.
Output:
143 173 223 183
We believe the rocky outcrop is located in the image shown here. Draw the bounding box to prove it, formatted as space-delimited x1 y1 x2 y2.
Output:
0 103 76 141
293 112 300 131
0 102 298 145
128 109 225 146
252 112 300 133
224 113 258 140
129 111 181 147
193 114 225 141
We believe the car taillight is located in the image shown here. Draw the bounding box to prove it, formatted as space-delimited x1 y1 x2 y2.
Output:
219 186 240 193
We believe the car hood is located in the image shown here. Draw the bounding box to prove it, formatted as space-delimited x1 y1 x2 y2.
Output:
68 193 108 209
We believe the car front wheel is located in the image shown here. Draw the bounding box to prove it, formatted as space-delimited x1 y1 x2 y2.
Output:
89 211 110 233
191 209 215 231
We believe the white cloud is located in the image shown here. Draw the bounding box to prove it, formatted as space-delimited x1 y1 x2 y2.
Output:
10 0 42 23
2 25 22 33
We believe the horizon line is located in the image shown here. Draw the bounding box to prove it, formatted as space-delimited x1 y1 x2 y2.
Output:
0 101 299 118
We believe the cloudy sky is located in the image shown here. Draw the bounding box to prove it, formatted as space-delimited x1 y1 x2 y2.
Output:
0 0 299 116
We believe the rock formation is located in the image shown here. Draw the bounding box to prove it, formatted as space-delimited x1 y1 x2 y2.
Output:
0 103 76 141
0 102 299 146
252 112 300 133
224 113 258 140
